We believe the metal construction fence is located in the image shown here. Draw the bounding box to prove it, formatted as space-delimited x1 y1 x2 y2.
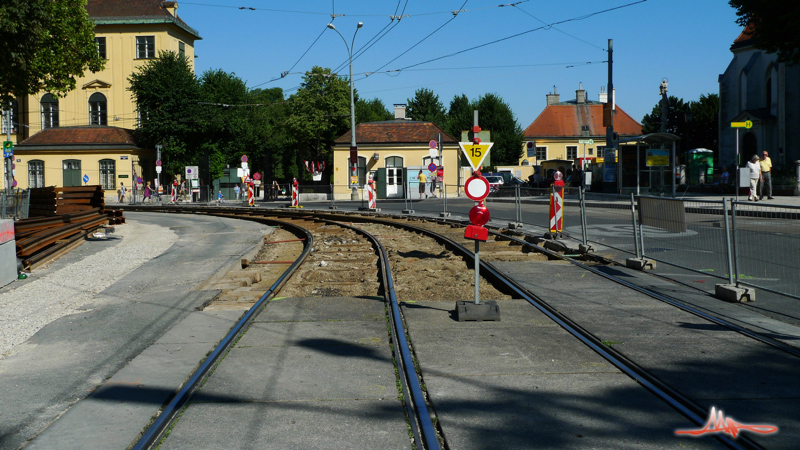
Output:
480 187 800 300
1 189 30 220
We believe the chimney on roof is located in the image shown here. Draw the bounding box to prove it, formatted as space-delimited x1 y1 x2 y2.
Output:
546 86 560 106
162 1 178 17
599 86 607 103
576 82 586 104
394 104 406 120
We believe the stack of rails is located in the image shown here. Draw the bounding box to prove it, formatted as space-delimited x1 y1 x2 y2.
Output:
14 186 125 270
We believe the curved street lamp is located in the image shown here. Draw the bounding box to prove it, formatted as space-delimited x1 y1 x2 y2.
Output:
327 22 363 200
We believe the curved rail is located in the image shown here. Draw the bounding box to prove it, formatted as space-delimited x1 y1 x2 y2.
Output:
358 217 765 450
132 217 314 450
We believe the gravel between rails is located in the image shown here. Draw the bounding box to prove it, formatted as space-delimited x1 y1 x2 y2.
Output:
0 221 178 359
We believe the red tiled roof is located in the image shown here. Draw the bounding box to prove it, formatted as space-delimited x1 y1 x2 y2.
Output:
18 126 139 147
335 120 457 145
523 103 641 138
87 0 200 39
87 0 168 18
733 23 755 45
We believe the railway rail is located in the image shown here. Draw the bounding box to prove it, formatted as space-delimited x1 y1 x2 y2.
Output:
123 204 797 449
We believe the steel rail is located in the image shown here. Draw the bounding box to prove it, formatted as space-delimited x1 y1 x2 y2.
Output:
132 217 314 450
340 222 441 450
357 217 764 450
486 230 800 359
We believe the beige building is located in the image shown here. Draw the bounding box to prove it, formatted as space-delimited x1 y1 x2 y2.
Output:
6 0 200 195
504 85 642 181
332 107 459 200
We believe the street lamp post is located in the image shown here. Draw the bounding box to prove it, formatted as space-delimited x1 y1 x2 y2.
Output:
327 22 363 201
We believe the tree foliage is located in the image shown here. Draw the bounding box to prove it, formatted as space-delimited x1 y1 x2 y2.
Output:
641 94 720 162
406 88 446 127
445 94 473 141
285 66 350 179
0 0 104 103
473 94 524 166
128 51 201 177
729 0 800 63
355 97 393 123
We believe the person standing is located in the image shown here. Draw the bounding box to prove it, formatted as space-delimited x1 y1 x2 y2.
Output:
758 150 773 199
118 182 127 203
746 154 762 201
418 170 427 199
430 173 437 198
234 184 240 200
180 180 187 202
144 181 153 204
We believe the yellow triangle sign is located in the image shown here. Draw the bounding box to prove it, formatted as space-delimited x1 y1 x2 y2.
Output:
459 142 493 171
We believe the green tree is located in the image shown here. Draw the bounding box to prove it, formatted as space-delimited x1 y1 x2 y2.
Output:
128 51 201 177
686 94 719 152
445 94 473 141
247 87 290 182
474 94 524 166
285 67 350 181
406 88 446 127
641 96 688 137
729 0 800 63
0 0 104 102
197 69 249 180
356 97 393 123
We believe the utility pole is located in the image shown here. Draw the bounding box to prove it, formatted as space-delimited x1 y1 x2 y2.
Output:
606 39 614 151
4 103 12 192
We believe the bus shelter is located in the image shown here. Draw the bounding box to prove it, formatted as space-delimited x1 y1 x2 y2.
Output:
616 132 680 197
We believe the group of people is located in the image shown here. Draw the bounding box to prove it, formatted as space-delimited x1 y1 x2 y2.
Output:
417 170 438 199
746 150 774 201
117 179 188 204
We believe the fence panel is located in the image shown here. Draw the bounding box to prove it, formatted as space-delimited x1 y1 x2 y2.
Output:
732 201 800 299
1 189 30 219
639 198 731 281
579 193 637 253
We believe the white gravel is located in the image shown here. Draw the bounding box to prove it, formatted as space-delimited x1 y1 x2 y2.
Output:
0 221 178 359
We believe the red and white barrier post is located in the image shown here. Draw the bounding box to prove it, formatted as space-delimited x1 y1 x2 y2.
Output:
367 176 376 210
291 177 299 208
549 171 565 237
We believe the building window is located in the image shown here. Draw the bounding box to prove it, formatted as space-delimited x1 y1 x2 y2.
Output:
535 147 547 161
40 94 59 129
347 156 367 187
588 148 594 156
179 41 185 58
596 146 605 158
581 125 590 137
566 146 578 160
63 159 81 187
28 160 45 188
89 93 107 125
2 100 19 134
99 159 116 189
136 36 155 59
95 37 106 59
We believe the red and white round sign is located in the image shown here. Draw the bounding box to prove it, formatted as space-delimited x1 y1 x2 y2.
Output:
464 175 490 202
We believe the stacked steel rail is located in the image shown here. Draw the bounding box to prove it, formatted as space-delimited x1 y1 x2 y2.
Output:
15 186 124 269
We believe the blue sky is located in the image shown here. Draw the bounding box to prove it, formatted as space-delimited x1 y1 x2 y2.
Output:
177 0 743 129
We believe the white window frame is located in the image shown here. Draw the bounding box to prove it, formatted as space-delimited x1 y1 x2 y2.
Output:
136 36 155 59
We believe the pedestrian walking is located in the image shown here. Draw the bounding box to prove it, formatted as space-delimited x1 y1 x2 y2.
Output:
118 182 127 203
234 184 240 200
758 150 774 199
746 154 762 201
180 180 187 201
144 181 153 204
418 170 427 199
430 173 437 198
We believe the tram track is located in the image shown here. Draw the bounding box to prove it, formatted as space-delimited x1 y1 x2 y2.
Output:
123 205 798 449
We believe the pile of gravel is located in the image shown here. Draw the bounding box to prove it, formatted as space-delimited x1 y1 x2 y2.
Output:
0 221 178 359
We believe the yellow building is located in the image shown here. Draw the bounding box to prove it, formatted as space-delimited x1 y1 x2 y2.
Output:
332 107 460 200
7 0 200 196
507 85 642 182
